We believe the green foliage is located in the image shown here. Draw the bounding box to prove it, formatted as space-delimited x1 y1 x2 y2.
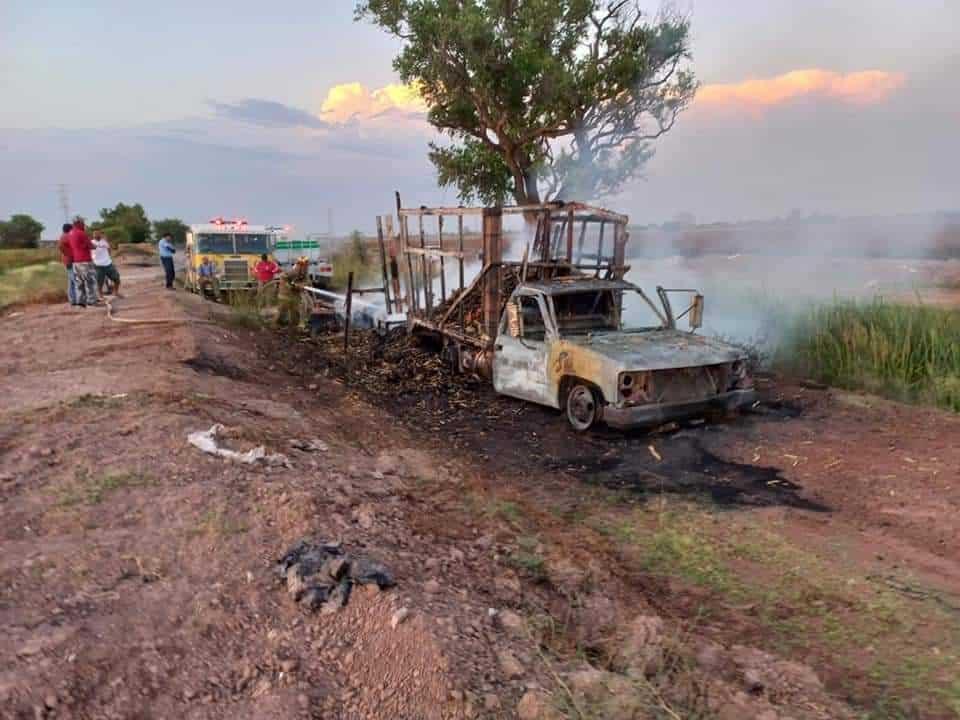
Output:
357 0 697 205
100 225 131 245
775 300 960 412
0 214 45 249
94 203 150 244
430 138 515 206
152 218 189 245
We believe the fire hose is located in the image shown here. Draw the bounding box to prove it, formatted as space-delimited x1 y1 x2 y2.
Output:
103 295 179 325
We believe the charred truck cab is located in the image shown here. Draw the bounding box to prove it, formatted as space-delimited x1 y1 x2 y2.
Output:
492 279 755 431
375 200 755 431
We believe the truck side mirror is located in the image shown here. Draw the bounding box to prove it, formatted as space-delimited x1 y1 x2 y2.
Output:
689 294 705 330
506 302 522 338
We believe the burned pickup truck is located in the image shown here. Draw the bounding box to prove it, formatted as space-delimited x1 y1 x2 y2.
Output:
374 201 755 431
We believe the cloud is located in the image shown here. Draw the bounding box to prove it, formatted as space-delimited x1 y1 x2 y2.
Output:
209 98 329 129
0 125 441 237
696 69 907 112
319 82 428 123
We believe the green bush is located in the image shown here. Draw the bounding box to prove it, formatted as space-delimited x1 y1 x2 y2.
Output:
0 214 44 249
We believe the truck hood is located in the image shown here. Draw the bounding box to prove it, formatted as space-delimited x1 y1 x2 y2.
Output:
563 329 745 371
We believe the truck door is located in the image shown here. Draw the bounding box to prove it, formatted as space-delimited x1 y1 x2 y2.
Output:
493 294 555 407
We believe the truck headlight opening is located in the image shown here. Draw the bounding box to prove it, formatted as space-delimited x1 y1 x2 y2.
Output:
619 372 651 404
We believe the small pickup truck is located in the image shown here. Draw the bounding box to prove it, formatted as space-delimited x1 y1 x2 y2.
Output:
492 278 755 430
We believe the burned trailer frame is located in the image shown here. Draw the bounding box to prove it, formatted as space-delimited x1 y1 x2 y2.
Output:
376 201 631 378
373 198 756 431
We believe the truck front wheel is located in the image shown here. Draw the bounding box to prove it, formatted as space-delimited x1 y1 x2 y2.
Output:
566 383 600 432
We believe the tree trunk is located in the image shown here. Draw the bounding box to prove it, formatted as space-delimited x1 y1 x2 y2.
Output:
510 168 543 229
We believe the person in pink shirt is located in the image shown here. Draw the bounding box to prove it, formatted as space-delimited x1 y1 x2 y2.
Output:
68 219 99 307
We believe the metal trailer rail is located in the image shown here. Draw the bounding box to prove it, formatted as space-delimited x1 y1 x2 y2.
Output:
375 197 630 351
363 195 632 379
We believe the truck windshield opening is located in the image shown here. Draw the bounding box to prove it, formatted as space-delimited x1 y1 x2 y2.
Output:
553 291 620 335
553 290 667 336
197 234 235 254
235 234 271 254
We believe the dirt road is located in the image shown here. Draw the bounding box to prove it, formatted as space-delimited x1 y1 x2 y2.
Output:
1 271 958 719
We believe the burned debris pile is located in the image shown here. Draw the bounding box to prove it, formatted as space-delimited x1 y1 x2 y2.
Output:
277 539 394 614
307 330 495 411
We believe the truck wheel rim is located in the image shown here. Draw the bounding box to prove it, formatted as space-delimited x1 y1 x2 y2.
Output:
568 386 596 430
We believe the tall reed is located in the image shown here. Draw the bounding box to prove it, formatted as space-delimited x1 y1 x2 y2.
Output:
775 299 960 412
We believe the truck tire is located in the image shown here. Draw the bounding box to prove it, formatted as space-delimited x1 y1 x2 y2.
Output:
566 383 600 432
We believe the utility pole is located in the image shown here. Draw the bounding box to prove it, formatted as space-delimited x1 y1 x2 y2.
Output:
327 208 334 238
57 184 70 223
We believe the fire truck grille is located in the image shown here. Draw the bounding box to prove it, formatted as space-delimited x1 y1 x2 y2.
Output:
223 260 249 282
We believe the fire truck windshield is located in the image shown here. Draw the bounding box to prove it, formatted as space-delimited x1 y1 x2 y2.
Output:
196 233 235 254
235 233 271 254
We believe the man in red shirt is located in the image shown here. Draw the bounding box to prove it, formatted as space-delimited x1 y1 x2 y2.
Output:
57 223 77 306
68 219 98 307
254 253 281 301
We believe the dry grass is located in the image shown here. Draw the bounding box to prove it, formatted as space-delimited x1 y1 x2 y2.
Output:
0 261 66 310
589 502 960 719
0 247 58 272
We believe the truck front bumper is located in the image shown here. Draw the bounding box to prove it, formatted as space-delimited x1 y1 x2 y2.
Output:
602 389 756 429
217 281 257 291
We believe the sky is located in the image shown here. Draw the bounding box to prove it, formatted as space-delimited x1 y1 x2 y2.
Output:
1 0 958 236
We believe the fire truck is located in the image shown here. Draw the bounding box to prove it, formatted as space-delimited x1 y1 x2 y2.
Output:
184 218 275 295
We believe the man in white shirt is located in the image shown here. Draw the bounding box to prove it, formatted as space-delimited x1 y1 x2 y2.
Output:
92 230 122 298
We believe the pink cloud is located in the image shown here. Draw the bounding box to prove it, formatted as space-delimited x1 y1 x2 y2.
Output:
696 69 907 113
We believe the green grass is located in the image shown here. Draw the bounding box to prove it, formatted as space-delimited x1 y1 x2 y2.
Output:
775 299 960 412
0 261 67 310
0 247 58 272
57 468 154 506
509 534 548 580
640 519 733 592
223 289 270 330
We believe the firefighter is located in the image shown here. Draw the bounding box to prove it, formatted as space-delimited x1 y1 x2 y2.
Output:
277 256 310 330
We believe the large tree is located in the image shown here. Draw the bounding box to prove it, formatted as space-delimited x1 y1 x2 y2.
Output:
0 214 45 249
94 203 151 244
357 0 697 206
